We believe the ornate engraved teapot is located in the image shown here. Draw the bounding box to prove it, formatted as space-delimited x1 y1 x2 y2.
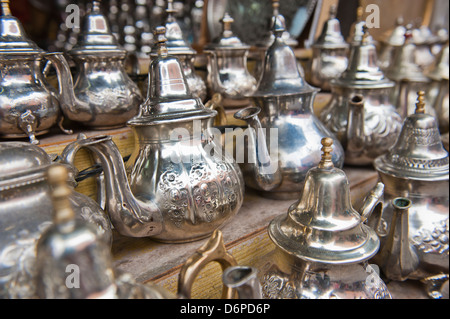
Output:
47 0 143 129
204 12 257 108
0 0 71 145
61 27 244 243
0 142 112 299
320 26 401 166
371 93 449 299
310 5 349 91
235 17 344 200
149 0 206 102
256 138 391 299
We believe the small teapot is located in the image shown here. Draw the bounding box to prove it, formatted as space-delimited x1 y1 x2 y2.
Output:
371 92 449 298
256 138 391 299
234 16 344 200
61 27 244 243
320 26 401 166
0 0 71 144
204 12 257 108
309 5 349 91
377 17 407 71
47 0 144 129
0 142 112 299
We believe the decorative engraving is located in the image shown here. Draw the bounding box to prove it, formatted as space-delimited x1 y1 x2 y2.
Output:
413 218 449 256
261 272 296 299
403 121 442 146
159 170 189 228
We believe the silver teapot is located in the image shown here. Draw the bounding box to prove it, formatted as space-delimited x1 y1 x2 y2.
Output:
377 17 406 71
61 27 244 243
320 26 402 166
371 93 449 299
148 0 207 102
309 5 349 91
47 0 143 129
0 142 112 299
204 12 257 108
0 0 71 145
255 138 392 299
235 17 344 200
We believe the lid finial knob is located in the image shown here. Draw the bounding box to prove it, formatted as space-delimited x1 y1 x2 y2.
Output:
319 138 334 169
155 26 168 57
1 0 11 16
415 91 426 114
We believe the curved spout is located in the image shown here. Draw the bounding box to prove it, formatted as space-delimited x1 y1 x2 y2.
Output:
61 135 163 238
222 266 262 299
359 182 384 223
346 95 366 157
377 197 419 281
234 106 282 192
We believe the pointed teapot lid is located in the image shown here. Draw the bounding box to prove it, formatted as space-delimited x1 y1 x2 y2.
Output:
312 5 348 49
332 26 394 89
150 0 196 56
380 17 406 46
0 0 44 54
68 0 125 56
374 92 449 181
204 12 250 51
128 26 215 126
252 16 317 97
425 42 449 81
268 138 380 264
386 29 430 82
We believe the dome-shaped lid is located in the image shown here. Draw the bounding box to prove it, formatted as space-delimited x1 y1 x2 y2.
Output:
129 27 215 127
0 0 44 55
150 0 196 56
68 0 125 56
268 138 380 264
332 25 394 89
374 92 449 181
386 29 430 82
312 5 348 49
204 12 250 51
425 43 449 81
380 17 407 46
252 16 317 97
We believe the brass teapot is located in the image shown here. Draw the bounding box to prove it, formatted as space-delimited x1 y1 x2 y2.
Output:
47 0 144 129
0 0 71 145
61 27 244 243
256 138 391 299
371 92 449 299
0 142 112 299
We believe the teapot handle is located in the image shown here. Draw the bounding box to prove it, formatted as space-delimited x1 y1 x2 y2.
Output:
205 93 227 128
177 230 238 299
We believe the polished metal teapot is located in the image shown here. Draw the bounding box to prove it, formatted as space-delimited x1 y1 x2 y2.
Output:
0 0 71 145
256 138 391 299
310 5 349 91
320 26 402 166
61 27 244 243
235 16 344 200
47 0 143 129
371 93 449 299
204 12 257 108
377 17 406 71
0 142 112 299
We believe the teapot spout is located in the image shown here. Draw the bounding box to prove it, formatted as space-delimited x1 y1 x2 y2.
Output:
61 135 163 238
346 95 366 157
234 106 282 192
223 266 262 299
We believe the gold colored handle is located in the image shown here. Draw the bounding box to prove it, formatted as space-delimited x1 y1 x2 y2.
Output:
177 230 238 299
205 93 227 127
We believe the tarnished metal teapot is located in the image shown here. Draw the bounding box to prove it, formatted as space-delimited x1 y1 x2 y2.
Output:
310 5 349 91
47 0 143 129
0 142 112 299
235 16 344 200
204 12 257 108
371 93 449 299
61 27 244 243
149 0 206 102
256 138 391 299
0 0 71 145
320 26 401 166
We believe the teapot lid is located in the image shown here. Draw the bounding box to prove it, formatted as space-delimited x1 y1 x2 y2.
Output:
128 26 215 127
268 138 380 264
332 25 394 89
425 43 449 81
252 16 318 97
0 0 45 55
150 0 196 56
386 29 430 82
374 92 449 181
204 12 251 51
312 5 348 49
68 0 126 56
380 17 406 46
